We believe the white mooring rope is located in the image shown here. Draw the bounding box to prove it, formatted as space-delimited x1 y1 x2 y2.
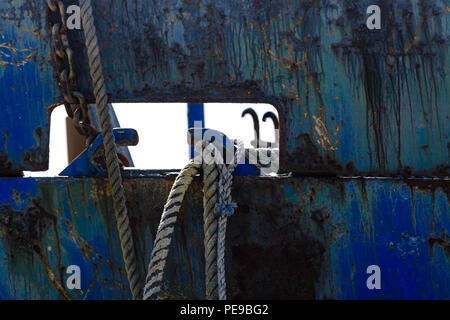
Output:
79 0 141 299
143 138 243 300
216 140 244 300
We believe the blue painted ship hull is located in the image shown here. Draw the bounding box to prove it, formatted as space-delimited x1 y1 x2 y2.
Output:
0 177 448 299
0 0 448 299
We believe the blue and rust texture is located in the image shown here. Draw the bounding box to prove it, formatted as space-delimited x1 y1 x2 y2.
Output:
0 1 55 173
0 0 448 175
0 177 448 299
0 0 448 300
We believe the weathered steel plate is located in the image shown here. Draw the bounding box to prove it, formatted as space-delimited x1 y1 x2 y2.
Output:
0 0 449 175
0 0 57 172
0 176 448 299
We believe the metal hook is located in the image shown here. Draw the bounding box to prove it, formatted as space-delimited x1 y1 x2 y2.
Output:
262 112 279 129
262 111 279 148
241 108 260 148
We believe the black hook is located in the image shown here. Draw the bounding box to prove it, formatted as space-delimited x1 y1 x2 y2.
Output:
241 108 260 148
262 111 279 148
262 111 279 129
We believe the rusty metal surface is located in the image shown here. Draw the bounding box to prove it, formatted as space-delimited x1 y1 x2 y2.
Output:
0 176 448 299
0 0 448 175
0 0 55 173
0 0 448 301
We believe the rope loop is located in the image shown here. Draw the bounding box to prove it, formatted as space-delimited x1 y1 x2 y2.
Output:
143 134 243 300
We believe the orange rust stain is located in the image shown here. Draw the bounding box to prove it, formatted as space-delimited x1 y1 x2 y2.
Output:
334 124 341 136
312 115 338 153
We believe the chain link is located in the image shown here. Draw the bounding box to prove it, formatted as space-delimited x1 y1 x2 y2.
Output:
47 0 98 145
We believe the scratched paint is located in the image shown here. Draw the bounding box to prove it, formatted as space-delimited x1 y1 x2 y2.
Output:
0 0 448 301
0 42 36 67
0 0 448 175
0 0 56 173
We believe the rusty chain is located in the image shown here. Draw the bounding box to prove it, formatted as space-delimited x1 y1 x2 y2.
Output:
47 0 140 300
47 0 98 145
